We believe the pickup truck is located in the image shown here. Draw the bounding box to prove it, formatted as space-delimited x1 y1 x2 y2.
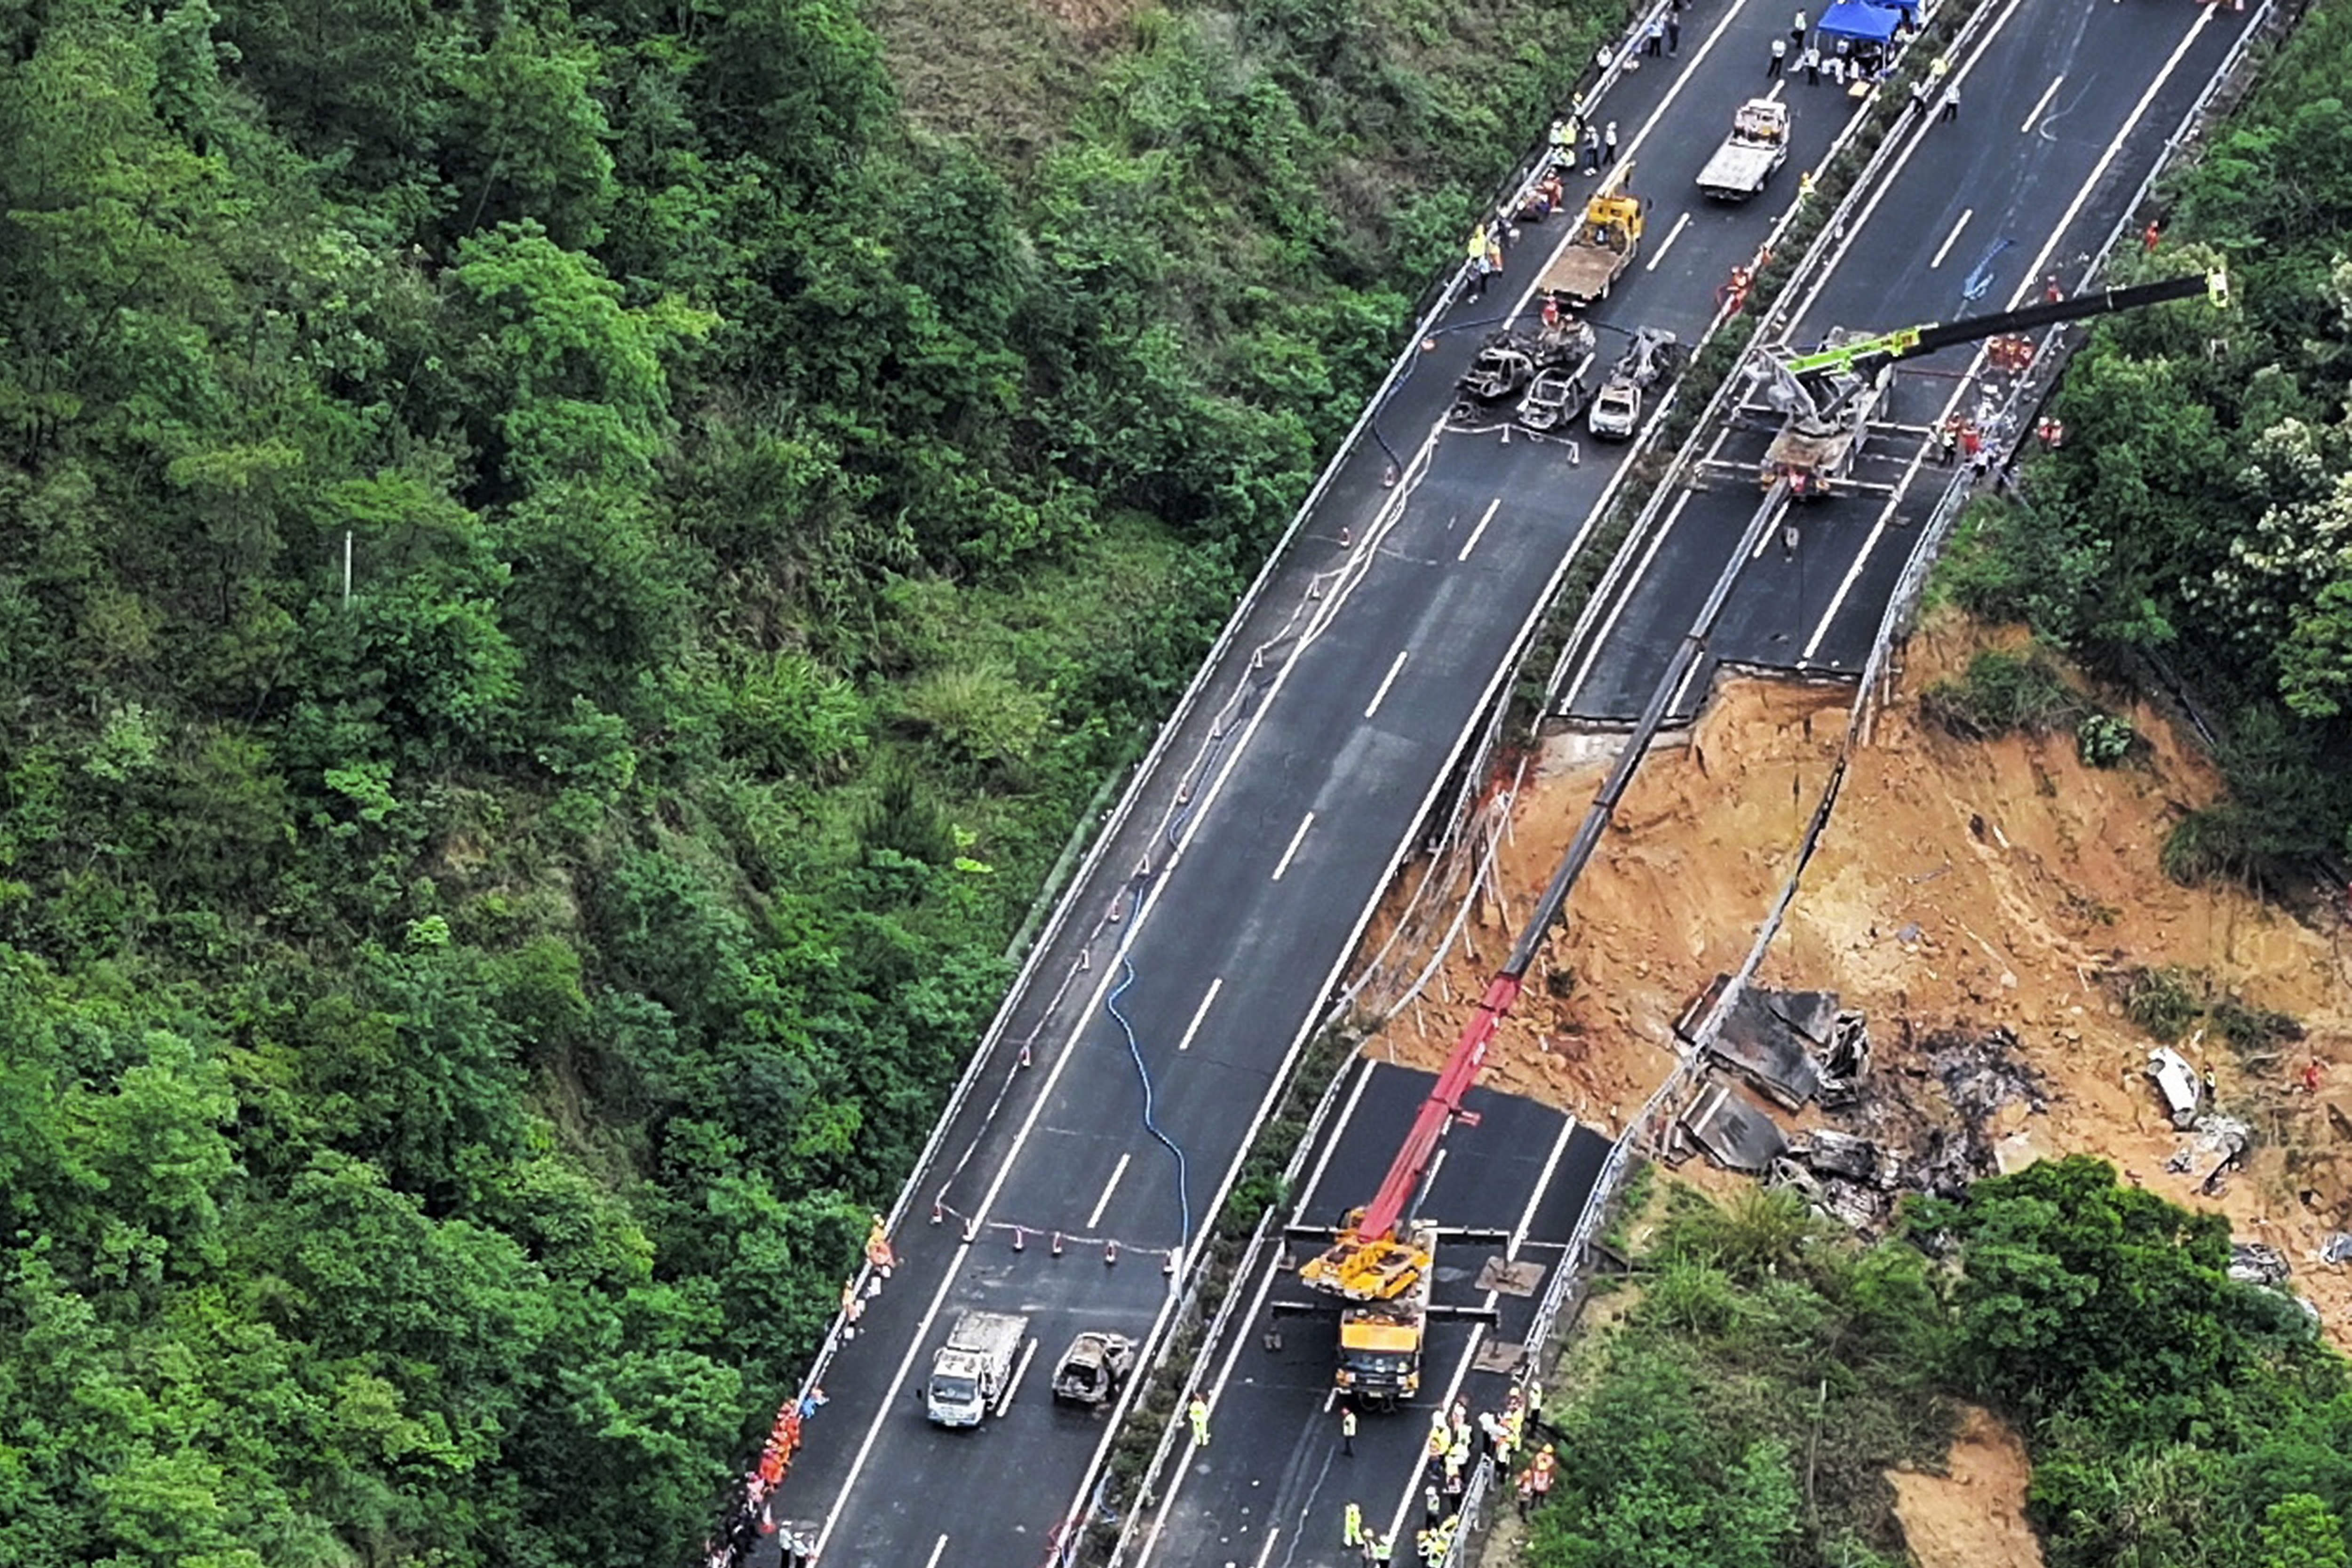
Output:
926 1309 1031 1426
1696 99 1789 201
1537 176 1644 307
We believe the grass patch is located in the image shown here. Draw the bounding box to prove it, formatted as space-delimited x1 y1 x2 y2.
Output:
2112 963 2303 1059
1920 647 2086 738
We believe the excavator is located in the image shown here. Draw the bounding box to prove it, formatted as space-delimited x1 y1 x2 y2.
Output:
1755 266 2228 497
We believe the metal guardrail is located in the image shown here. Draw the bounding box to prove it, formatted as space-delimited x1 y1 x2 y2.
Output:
1534 0 2003 712
1432 7 2289 1562
759 0 1648 1467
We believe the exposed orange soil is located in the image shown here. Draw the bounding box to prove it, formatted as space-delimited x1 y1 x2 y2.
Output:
1362 613 2352 1345
1890 1405 2046 1568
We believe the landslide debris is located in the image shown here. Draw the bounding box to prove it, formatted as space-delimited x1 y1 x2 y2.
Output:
1362 614 2352 1344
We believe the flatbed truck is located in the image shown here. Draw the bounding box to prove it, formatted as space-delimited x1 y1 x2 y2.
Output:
926 1309 1031 1427
1538 171 1645 307
1696 99 1788 201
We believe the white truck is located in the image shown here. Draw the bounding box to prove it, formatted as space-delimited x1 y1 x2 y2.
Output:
1696 99 1789 201
925 1309 1031 1427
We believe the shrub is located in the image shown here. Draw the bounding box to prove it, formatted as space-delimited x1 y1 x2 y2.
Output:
2076 711 2137 767
1921 648 2084 738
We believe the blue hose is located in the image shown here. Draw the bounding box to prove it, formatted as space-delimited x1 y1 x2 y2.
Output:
1104 894 1194 1244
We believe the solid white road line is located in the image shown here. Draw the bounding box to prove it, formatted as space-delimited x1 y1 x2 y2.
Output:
1086 1153 1133 1229
816 843 1172 1556
1644 211 1692 272
1514 1116 1581 1257
1784 0 2040 328
1826 13 2215 682
1299 1059 1377 1212
1271 812 1315 882
1252 1525 1285 1568
1175 977 1224 1054
1136 1215 1295 1564
2019 73 2066 134
922 1534 950 1568
1800 509 1892 664
1561 488 1695 711
1929 207 1973 270
1613 0 1763 197
2011 8 2211 309
997 1336 1040 1417
1458 498 1502 562
1365 650 1411 719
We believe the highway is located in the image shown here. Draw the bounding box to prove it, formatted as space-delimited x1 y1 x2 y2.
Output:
758 2 1855 1562
1086 0 2266 1565
1130 1063 1609 1568
1557 0 2260 723
753 0 2259 1562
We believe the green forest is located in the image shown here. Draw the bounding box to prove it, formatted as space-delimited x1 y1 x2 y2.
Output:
0 0 1625 1560
1941 0 2352 876
1523 1162 2352 1568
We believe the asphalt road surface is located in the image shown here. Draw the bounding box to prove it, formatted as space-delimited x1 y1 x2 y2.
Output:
1557 0 2259 724
1128 1062 1610 1568
759 0 1871 1559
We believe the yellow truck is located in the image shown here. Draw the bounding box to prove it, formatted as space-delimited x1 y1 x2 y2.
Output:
1538 171 1645 308
1330 1221 1437 1409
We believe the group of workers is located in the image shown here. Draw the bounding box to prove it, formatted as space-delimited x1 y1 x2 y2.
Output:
1769 8 1917 86
1542 112 1621 179
1323 1384 1557 1564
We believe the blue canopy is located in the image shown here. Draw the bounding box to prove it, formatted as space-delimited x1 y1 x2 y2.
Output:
1817 0 1905 43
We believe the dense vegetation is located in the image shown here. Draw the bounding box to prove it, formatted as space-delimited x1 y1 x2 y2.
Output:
1524 1161 2352 1568
1938 0 2352 881
0 0 1623 1562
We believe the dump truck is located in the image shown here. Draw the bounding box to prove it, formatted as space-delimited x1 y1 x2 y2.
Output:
926 1309 1031 1427
1331 1221 1438 1409
1587 326 1681 440
1696 99 1788 201
1049 1330 1136 1406
1537 171 1645 307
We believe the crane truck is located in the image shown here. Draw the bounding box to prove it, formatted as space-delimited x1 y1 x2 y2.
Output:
1289 964 1532 1404
1756 266 2229 497
1537 165 1645 307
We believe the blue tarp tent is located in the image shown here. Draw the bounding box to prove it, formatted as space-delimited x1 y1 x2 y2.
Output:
1817 0 1905 43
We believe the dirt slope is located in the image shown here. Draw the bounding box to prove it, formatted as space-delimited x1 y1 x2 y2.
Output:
1890 1406 2045 1568
1367 613 2352 1341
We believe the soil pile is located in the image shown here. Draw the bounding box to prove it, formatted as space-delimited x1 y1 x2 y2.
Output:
1889 1405 2045 1568
1364 613 2352 1342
